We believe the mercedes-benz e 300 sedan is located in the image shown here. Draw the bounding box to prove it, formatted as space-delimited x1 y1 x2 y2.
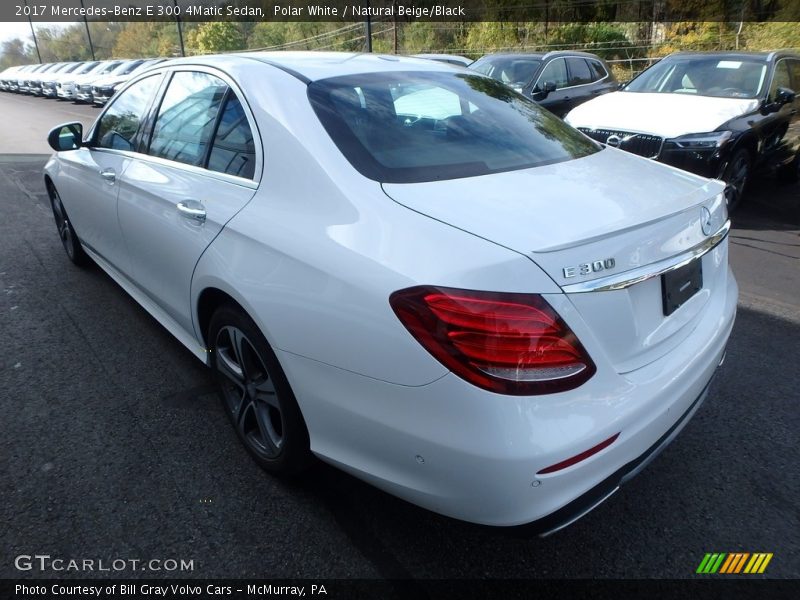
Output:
44 53 737 533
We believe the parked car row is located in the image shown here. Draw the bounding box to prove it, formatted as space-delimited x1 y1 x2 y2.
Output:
0 57 166 105
564 51 800 205
468 49 800 205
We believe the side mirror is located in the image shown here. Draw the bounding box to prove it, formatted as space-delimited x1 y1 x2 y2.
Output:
533 80 557 100
776 86 796 105
47 122 83 152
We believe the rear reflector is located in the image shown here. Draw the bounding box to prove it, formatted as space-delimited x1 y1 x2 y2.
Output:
537 433 620 475
390 286 596 395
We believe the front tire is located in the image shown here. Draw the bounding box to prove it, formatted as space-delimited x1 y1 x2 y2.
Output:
721 149 751 211
209 305 313 476
777 151 799 184
48 183 90 266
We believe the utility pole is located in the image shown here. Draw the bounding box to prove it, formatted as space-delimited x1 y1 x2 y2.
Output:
79 0 96 60
174 0 186 56
23 0 42 63
392 1 398 54
364 0 372 52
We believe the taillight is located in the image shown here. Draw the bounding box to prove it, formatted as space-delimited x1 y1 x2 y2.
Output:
390 286 596 395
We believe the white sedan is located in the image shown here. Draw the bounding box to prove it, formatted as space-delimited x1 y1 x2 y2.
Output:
44 52 737 534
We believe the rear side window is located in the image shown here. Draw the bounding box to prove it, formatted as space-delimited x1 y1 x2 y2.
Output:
566 58 594 86
95 75 160 151
208 95 256 179
149 71 228 167
588 60 608 81
308 71 599 184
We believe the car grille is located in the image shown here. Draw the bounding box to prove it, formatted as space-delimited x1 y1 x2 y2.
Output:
578 128 664 159
80 84 92 92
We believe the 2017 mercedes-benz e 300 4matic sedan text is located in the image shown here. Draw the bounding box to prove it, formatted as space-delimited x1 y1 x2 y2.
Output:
44 52 737 535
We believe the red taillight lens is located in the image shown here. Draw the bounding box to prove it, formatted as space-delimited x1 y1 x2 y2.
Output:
390 286 596 395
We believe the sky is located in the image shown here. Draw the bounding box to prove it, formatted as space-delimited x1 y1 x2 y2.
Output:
0 22 72 46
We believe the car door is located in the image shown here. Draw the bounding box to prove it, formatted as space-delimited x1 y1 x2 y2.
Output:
116 68 261 335
531 57 571 116
787 58 800 160
562 57 599 113
757 58 799 169
55 74 163 277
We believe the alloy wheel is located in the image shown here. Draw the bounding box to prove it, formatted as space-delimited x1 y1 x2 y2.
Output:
214 325 285 459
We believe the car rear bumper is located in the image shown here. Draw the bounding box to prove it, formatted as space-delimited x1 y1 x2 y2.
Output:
276 268 738 527
517 371 717 536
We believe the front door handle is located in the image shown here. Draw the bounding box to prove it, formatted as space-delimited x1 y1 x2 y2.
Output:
176 200 206 223
99 168 116 183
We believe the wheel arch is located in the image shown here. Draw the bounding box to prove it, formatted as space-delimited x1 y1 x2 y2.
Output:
196 286 248 349
43 173 54 194
728 131 758 164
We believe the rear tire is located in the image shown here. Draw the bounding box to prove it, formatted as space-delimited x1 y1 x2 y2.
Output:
209 305 313 476
47 183 90 266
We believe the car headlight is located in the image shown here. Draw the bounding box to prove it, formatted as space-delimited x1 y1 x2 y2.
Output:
665 131 732 150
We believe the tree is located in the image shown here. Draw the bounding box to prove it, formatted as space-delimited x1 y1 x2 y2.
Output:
0 38 31 68
194 22 246 54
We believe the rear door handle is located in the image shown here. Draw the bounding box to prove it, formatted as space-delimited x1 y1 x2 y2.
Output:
99 168 116 183
176 200 206 223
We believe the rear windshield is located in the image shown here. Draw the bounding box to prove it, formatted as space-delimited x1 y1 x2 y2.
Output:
308 71 599 183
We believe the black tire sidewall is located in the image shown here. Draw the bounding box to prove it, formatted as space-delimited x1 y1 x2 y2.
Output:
208 305 312 476
48 184 89 266
723 149 751 210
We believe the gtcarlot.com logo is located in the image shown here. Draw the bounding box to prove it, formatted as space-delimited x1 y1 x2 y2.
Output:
696 552 773 574
14 555 194 573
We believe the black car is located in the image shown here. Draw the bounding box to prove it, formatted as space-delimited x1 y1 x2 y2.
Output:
566 51 800 206
470 51 619 117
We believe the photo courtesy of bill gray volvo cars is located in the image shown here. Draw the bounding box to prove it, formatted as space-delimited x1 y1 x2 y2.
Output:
43 52 737 534
566 51 800 209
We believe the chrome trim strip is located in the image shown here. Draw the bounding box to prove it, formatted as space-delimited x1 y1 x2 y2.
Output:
91 148 259 190
561 220 730 294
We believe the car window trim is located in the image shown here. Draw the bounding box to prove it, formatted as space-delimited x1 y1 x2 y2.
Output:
144 65 262 182
87 64 263 184
766 57 793 102
148 76 231 169
533 57 567 91
90 147 258 190
533 57 609 93
565 57 595 87
85 72 166 152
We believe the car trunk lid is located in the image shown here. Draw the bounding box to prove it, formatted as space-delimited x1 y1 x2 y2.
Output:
382 148 729 373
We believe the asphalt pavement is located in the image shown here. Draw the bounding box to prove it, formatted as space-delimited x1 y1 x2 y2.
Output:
0 93 100 154
0 92 798 582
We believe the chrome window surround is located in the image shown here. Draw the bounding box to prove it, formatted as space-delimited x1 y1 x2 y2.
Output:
85 64 263 185
533 58 610 92
561 220 730 293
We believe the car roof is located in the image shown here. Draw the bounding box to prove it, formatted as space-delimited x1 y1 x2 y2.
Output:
475 51 605 62
157 51 460 83
664 50 799 61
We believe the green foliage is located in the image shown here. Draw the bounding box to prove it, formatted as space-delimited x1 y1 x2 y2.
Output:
113 23 181 59
2 16 799 71
194 22 246 54
547 23 645 59
743 22 800 51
